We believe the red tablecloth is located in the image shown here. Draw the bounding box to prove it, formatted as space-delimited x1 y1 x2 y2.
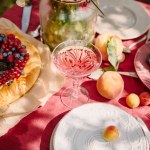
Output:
1 1 150 150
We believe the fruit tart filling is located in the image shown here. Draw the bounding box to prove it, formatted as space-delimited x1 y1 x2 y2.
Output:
0 33 30 86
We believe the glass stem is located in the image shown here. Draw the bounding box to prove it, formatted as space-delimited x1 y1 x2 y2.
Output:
72 78 80 100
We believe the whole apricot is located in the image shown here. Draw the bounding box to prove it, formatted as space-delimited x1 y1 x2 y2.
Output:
103 125 119 142
96 71 124 99
95 33 124 61
139 92 150 106
126 93 140 108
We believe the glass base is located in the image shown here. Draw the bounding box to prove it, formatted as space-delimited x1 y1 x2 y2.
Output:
60 86 89 109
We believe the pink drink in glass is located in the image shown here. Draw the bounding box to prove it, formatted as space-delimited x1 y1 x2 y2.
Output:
53 46 100 78
52 40 102 108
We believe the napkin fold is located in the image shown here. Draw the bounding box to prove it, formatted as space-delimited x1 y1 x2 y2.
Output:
0 18 65 136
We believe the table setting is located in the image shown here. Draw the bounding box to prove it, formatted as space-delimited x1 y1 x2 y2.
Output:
0 0 150 150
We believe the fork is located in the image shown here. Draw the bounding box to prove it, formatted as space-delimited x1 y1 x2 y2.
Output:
146 113 150 120
123 29 150 53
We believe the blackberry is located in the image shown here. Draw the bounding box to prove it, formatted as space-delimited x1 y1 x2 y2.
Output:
0 62 7 71
7 62 15 70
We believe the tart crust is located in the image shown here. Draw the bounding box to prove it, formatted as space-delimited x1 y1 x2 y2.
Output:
0 29 42 108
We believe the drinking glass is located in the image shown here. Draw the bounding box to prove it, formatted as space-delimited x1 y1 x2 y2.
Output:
52 40 102 108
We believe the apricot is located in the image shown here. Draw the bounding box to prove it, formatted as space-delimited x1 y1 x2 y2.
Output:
126 93 140 108
139 92 150 106
95 33 124 61
96 71 124 99
103 125 119 142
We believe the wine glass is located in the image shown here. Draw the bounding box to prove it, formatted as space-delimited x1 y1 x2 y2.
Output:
52 40 102 108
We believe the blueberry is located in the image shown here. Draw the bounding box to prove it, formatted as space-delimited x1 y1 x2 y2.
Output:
0 37 3 42
0 48 4 53
19 56 24 60
8 51 13 55
0 34 5 38
20 70 24 75
15 53 20 58
21 52 26 56
11 47 16 52
0 71 4 75
3 53 8 57
3 37 8 42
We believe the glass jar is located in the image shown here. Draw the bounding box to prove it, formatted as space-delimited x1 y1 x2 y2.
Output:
39 0 98 50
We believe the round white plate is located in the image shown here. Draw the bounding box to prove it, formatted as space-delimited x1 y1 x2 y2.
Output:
95 0 150 39
53 103 149 150
134 42 150 89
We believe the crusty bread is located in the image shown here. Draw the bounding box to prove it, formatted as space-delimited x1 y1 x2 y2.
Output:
0 30 41 108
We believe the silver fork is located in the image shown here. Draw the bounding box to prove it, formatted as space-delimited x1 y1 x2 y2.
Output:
123 29 150 53
146 113 150 120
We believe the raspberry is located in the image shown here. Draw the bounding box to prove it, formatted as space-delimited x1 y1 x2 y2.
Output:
7 55 14 62
1 44 6 50
7 34 15 40
5 48 10 52
0 53 3 60
19 48 26 53
0 33 29 86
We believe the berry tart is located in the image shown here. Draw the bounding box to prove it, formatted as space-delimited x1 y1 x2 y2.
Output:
0 30 41 108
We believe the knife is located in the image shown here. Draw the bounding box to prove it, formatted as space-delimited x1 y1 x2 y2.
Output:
136 117 150 145
21 2 32 33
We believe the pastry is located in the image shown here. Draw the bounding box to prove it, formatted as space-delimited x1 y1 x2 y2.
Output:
0 29 41 108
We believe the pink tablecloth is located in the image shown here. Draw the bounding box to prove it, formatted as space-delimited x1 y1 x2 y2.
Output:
0 0 150 150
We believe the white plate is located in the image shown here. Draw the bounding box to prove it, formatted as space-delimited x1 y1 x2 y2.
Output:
53 103 149 150
95 0 150 39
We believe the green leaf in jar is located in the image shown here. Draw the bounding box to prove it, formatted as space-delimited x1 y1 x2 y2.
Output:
107 38 118 70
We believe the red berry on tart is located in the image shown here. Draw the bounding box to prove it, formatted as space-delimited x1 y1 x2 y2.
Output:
0 33 30 86
0 31 41 108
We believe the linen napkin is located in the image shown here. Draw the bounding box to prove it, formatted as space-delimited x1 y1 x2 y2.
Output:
0 18 65 136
